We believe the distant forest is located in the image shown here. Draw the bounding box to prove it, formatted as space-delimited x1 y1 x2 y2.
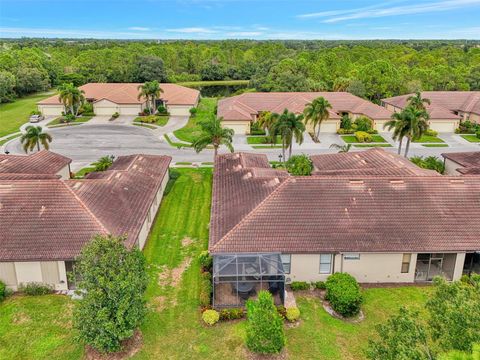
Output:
0 39 479 103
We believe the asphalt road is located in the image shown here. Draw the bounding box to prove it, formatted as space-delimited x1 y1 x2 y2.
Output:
5 123 479 171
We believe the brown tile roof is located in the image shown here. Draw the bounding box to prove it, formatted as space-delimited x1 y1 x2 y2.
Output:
210 150 480 254
442 151 480 175
218 92 392 122
0 150 71 176
382 91 480 118
0 154 171 261
38 83 199 106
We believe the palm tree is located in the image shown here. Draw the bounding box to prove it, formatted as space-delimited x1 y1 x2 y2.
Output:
20 126 52 153
57 83 85 116
138 81 164 113
257 111 279 145
92 155 115 171
273 109 305 161
402 107 429 157
407 92 430 111
329 143 352 153
303 97 331 142
193 116 234 159
384 112 409 155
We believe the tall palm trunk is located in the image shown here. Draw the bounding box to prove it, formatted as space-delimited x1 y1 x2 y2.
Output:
404 137 411 157
214 145 218 159
282 135 286 164
315 122 321 143
397 137 403 155
36 140 40 152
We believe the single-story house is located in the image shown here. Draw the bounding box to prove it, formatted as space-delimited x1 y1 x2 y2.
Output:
0 151 171 291
442 151 480 176
38 83 200 117
217 92 393 135
209 149 480 307
382 91 480 133
0 150 71 179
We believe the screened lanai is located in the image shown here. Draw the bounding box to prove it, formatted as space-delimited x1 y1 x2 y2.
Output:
212 253 286 308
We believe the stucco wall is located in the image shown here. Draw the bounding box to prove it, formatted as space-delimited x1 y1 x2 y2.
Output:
56 165 71 180
444 158 463 176
374 119 394 133
470 113 479 122
168 105 193 116
0 261 68 291
38 105 64 116
222 121 251 135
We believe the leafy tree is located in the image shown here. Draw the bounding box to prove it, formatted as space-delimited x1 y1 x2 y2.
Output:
410 155 445 174
303 96 332 142
15 67 50 95
256 111 278 144
92 155 115 171
57 83 85 116
384 112 409 155
132 55 168 83
20 125 52 153
137 80 163 112
286 154 313 175
0 70 16 103
347 79 366 98
58 73 86 87
358 60 401 102
193 115 234 158
273 109 305 161
245 291 285 354
73 235 147 353
366 307 433 360
200 63 227 81
408 92 431 111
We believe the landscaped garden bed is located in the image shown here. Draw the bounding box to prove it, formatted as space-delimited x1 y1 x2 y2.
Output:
461 134 480 143
341 134 387 143
47 115 93 127
134 115 169 127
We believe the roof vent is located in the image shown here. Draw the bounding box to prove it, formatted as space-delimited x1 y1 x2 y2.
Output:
450 179 464 184
349 180 364 185
389 180 405 184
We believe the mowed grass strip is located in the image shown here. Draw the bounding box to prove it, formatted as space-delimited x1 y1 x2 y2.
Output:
173 98 217 143
461 134 480 143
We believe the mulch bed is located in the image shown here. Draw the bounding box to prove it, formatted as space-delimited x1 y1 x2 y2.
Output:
84 330 143 360
321 300 365 323
244 347 288 360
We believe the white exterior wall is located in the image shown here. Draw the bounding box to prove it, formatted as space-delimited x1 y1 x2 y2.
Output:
94 100 142 116
119 104 143 115
56 165 71 180
1 261 68 291
444 158 463 176
429 119 459 133
222 121 251 135
168 105 192 116
453 252 466 281
38 105 64 116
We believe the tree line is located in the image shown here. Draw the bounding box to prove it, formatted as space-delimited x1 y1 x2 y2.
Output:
0 39 479 103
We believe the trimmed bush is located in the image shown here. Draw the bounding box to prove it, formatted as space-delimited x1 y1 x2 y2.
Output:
354 116 373 131
0 280 6 301
313 281 326 290
355 131 372 143
157 105 168 115
189 107 197 117
286 307 301 322
285 154 313 176
477 131 480 139
199 271 212 308
19 282 53 295
425 128 438 137
246 291 286 354
325 273 363 317
219 308 245 321
112 112 120 119
276 305 287 318
199 250 213 272
202 309 220 326
290 281 310 291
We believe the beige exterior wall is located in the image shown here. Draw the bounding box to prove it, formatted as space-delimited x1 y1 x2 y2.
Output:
94 100 143 116
429 119 459 133
38 105 64 116
374 119 393 133
56 165 71 180
222 120 251 135
470 113 480 122
0 261 68 291
168 105 193 116
444 158 463 176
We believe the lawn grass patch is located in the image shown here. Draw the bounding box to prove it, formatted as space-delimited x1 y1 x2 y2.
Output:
134 115 169 127
173 98 217 143
341 134 387 143
163 134 192 148
422 144 449 147
412 135 445 143
461 134 480 143
73 166 96 179
247 135 281 145
175 162 193 165
354 144 392 148
0 91 54 137
47 116 93 127
0 133 21 146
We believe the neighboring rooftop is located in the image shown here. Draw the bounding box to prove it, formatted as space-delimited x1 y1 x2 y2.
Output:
218 92 392 122
442 151 480 175
0 154 171 261
210 150 480 254
382 91 480 118
38 83 200 106
0 150 71 176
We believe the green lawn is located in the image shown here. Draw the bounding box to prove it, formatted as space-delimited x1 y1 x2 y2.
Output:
134 115 169 127
461 134 480 143
247 135 281 145
72 166 96 179
0 91 54 137
0 169 433 359
0 133 21 146
163 134 193 148
341 135 387 143
354 144 393 148
46 116 93 127
422 144 449 147
412 135 445 143
173 98 217 143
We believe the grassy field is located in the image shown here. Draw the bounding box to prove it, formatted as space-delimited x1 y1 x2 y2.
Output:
47 116 93 127
461 134 480 143
341 134 387 143
173 98 217 143
413 135 445 143
177 80 249 87
0 91 54 138
0 169 433 360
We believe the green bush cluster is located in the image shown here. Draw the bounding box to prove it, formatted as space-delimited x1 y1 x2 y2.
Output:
455 120 480 134
157 105 168 115
202 309 220 326
285 154 313 176
189 107 197 117
137 115 161 123
286 307 301 322
199 271 212 308
112 112 120 119
250 121 266 136
340 116 377 134
424 128 438 137
219 308 245 321
313 281 326 290
355 131 373 143
199 251 213 272
410 155 445 174
18 282 53 295
290 281 310 291
0 280 6 302
325 273 363 317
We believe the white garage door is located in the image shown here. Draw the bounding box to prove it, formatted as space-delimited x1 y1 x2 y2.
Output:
375 120 393 133
39 105 64 116
95 106 117 116
429 121 456 133
119 105 142 115
168 105 192 116
319 120 339 133
224 123 248 135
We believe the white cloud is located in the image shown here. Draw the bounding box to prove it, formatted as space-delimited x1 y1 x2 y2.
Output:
128 27 150 31
165 27 218 33
297 1 404 19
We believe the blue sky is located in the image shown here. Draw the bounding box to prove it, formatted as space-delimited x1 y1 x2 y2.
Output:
1 0 479 39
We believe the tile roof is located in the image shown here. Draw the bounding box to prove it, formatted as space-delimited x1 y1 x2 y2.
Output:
382 91 480 118
0 154 171 261
210 150 480 254
0 150 71 176
218 92 392 122
442 151 480 175
38 83 199 106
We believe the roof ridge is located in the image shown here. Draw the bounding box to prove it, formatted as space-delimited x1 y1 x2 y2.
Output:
210 177 291 251
62 180 110 234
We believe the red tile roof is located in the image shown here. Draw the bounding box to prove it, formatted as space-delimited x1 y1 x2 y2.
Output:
38 83 199 106
442 151 480 175
0 154 171 261
210 150 480 254
0 150 71 176
218 92 392 122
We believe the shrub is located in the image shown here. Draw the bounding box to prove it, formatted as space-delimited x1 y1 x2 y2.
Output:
290 281 310 291
199 271 212 308
112 112 120 119
30 110 41 116
276 305 287 318
425 128 438 137
79 102 94 115
92 155 114 172
337 128 354 135
340 115 352 130
246 291 286 354
410 155 445 174
199 251 213 271
189 107 197 117
354 116 373 131
355 131 372 143
0 280 6 301
313 281 326 290
219 308 245 321
367 129 378 134
285 154 313 176
157 105 168 115
286 307 300 322
325 273 363 317
61 113 76 123
19 282 53 295
202 309 220 326
477 131 480 139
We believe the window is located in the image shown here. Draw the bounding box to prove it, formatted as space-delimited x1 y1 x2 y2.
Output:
280 254 291 274
319 254 333 274
401 253 412 273
344 253 360 260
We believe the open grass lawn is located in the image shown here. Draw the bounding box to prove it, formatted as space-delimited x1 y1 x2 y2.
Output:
134 115 169 127
461 134 480 143
0 169 433 359
0 91 54 137
47 116 93 127
412 135 445 143
247 135 281 145
173 98 217 143
341 135 387 143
